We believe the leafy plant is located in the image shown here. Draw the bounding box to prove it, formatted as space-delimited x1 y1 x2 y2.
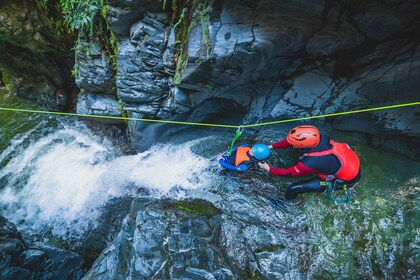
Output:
59 0 101 37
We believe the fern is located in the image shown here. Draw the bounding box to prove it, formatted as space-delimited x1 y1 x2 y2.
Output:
59 0 101 37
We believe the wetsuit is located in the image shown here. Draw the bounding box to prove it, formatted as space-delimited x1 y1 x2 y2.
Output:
270 134 361 200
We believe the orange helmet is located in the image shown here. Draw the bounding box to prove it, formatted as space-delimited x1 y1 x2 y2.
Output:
287 125 320 149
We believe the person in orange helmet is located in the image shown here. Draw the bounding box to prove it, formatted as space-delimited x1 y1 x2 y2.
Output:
258 125 361 201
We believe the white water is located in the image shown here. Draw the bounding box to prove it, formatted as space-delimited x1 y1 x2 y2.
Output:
0 121 212 239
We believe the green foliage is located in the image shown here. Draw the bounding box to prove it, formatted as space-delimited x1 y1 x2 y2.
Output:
59 0 101 37
33 0 67 34
35 0 48 11
101 1 118 72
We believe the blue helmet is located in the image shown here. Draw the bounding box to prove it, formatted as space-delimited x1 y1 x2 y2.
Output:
251 144 271 160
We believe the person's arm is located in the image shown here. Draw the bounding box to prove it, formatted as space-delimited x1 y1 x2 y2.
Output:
271 139 292 149
259 161 316 178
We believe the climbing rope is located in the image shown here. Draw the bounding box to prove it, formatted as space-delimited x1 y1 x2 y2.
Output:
323 181 354 203
0 101 418 129
226 126 243 156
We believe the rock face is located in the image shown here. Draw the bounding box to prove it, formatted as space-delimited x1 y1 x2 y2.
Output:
0 0 76 110
1 1 418 148
78 0 419 153
75 40 122 122
84 189 302 279
0 216 86 280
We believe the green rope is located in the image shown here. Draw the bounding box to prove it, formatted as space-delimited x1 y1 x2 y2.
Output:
226 126 243 156
324 181 353 203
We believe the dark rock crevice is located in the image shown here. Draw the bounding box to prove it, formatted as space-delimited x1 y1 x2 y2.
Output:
0 1 77 111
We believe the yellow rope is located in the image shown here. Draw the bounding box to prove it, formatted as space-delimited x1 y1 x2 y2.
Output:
242 101 420 128
0 101 419 129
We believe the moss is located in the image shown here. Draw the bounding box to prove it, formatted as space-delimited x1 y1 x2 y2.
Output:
255 244 285 253
176 199 223 217
171 1 212 84
197 4 212 58
172 1 195 84
101 0 118 72
118 98 129 124
1 71 13 91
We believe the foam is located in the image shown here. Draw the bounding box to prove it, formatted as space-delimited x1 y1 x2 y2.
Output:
0 122 212 239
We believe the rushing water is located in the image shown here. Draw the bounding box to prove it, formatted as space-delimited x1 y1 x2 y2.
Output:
0 92 419 278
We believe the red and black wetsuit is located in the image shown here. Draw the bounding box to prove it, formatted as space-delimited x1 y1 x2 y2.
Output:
270 134 361 200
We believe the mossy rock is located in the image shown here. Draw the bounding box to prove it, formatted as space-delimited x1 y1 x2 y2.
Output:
176 199 223 217
255 244 285 253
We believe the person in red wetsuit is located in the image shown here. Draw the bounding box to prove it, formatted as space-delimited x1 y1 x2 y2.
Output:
258 125 361 200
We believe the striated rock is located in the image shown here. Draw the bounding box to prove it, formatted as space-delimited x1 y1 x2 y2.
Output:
117 13 171 109
100 0 419 153
0 216 86 280
75 41 115 95
105 0 164 36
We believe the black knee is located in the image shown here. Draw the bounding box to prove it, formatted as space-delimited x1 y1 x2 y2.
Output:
285 183 303 200
284 178 325 200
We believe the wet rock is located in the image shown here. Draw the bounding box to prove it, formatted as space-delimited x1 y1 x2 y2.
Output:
353 2 412 41
75 41 115 95
116 13 171 112
307 21 364 56
105 0 164 36
0 216 86 280
84 198 231 279
76 92 122 123
85 181 305 279
101 0 419 152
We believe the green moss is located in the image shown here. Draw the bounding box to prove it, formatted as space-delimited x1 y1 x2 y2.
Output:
176 200 223 217
198 5 211 58
1 72 13 91
117 98 129 124
255 244 285 253
101 0 118 73
171 0 198 84
171 1 212 84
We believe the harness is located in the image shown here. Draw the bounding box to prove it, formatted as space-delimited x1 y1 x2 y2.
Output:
306 140 360 203
321 180 355 203
304 140 360 182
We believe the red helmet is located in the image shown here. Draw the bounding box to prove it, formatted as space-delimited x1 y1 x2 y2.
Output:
287 125 320 149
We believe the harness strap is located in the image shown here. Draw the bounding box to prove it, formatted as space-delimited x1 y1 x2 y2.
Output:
323 181 353 203
226 126 243 156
